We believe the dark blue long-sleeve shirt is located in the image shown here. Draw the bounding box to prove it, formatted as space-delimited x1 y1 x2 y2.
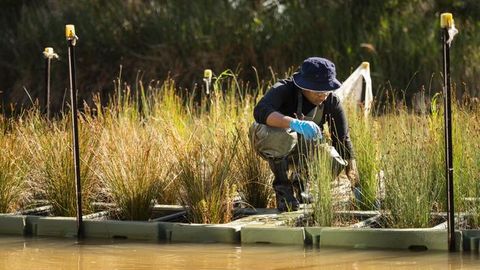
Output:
253 78 354 160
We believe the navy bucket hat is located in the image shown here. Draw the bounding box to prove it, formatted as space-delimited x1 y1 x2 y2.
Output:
292 57 342 91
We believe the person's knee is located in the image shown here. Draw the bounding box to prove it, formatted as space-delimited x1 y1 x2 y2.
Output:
249 122 297 160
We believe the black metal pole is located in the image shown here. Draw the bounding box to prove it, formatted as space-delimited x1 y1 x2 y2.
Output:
66 25 83 239
43 48 58 118
442 25 455 252
44 57 51 118
203 69 212 111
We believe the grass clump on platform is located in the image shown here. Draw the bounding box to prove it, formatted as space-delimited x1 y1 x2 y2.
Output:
378 106 443 228
347 106 380 210
451 98 480 227
170 72 266 222
96 120 173 221
309 144 335 227
232 129 272 208
19 113 98 217
0 134 29 213
93 78 178 220
174 130 238 224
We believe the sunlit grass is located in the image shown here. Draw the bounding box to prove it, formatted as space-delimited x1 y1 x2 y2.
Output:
17 111 98 216
309 143 335 226
378 110 443 228
0 133 29 213
347 105 380 210
95 119 174 220
233 127 273 208
173 128 239 224
451 98 480 227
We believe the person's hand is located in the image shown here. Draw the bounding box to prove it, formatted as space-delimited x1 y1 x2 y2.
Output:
289 119 322 140
346 159 360 187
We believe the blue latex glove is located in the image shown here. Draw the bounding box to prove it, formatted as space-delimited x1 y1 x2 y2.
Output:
289 119 322 140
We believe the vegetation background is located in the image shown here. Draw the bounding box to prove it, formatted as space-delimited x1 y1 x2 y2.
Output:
1 0 479 113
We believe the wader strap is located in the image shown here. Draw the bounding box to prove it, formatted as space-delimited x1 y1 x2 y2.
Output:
296 90 303 119
312 103 324 124
297 89 324 124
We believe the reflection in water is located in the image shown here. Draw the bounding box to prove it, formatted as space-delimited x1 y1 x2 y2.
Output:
0 237 479 269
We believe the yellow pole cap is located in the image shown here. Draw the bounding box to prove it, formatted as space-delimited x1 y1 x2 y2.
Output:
65 24 76 40
440 13 453 28
204 69 212 79
361 62 370 69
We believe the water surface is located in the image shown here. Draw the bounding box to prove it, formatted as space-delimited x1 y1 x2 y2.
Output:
0 237 478 269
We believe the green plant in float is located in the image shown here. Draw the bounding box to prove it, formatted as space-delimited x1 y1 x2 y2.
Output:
0 134 29 213
233 128 273 208
308 143 335 227
346 105 379 210
379 110 443 228
451 98 480 227
95 121 173 221
426 93 480 228
19 115 98 217
174 130 239 224
471 110 480 228
428 93 446 196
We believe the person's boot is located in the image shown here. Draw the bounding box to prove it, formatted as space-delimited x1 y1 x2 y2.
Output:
273 184 299 212
268 159 299 212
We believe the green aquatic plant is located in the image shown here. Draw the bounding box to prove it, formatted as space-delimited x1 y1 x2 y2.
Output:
378 108 443 228
451 97 480 228
95 119 173 221
346 105 379 210
0 134 29 213
232 127 273 208
309 143 335 227
173 129 239 224
19 113 98 217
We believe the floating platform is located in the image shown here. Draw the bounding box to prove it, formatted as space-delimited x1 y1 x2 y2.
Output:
0 207 477 252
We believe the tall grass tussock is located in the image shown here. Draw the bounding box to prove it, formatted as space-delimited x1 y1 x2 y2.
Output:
173 130 238 224
95 120 174 220
16 113 99 217
0 133 29 213
233 131 273 209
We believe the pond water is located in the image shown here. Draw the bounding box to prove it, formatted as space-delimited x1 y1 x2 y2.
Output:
0 236 479 269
